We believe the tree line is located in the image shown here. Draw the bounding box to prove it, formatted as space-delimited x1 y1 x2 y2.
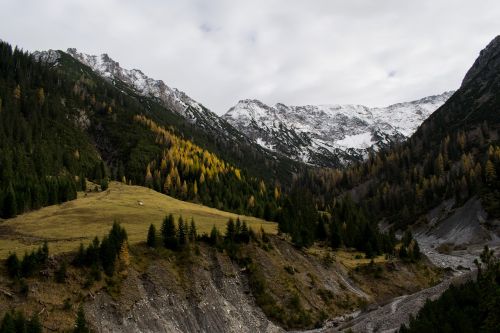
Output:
0 311 41 333
0 305 89 333
5 242 49 279
276 188 420 260
146 214 255 252
72 221 128 277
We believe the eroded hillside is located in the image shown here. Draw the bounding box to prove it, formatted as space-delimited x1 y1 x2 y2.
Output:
0 234 440 332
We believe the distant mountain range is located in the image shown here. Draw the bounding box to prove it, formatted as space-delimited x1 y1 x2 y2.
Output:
34 48 452 168
223 92 454 167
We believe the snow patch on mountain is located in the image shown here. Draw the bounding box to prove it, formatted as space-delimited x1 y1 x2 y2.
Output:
336 132 374 150
32 49 61 66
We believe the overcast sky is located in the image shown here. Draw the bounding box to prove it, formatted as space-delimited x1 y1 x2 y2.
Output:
1 0 500 114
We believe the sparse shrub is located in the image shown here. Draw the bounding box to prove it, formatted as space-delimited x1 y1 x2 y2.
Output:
63 298 72 311
317 288 334 302
19 278 29 296
100 178 109 191
322 252 335 267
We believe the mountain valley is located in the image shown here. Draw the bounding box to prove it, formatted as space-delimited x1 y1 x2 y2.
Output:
0 30 500 333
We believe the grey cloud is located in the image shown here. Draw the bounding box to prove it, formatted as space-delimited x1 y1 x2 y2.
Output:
1 0 500 113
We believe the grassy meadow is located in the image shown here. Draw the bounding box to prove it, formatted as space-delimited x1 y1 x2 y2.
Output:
0 181 277 258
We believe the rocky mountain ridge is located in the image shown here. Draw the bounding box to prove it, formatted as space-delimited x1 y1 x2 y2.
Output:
223 92 454 167
33 48 237 139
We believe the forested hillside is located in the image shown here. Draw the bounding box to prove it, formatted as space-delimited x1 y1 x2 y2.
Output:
0 43 101 218
295 36 500 230
133 114 281 216
48 49 301 185
0 41 290 219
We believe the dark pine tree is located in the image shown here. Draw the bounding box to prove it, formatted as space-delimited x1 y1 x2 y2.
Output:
73 306 89 333
5 253 20 278
26 313 42 333
178 217 186 247
161 214 178 250
209 225 219 246
240 221 250 243
13 311 26 333
147 223 157 248
2 183 17 218
188 219 197 243
225 219 236 243
0 312 15 333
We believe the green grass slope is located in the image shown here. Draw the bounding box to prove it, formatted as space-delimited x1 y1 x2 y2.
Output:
0 181 276 258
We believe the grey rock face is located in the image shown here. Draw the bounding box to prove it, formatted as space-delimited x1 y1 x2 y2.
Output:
86 249 283 333
461 35 500 88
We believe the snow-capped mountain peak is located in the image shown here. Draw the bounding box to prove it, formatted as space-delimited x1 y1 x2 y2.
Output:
32 47 454 168
223 92 454 167
33 48 233 135
65 48 202 119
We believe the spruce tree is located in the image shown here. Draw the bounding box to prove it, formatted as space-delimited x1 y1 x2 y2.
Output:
13 311 26 333
240 222 250 243
161 214 177 250
178 217 186 247
99 236 116 276
146 224 157 248
329 221 341 249
188 219 197 243
412 240 421 261
81 176 87 192
74 243 86 267
27 313 42 333
235 218 242 239
0 312 15 333
40 241 49 263
3 183 17 218
315 217 327 241
55 261 68 283
209 225 219 245
73 306 89 333
100 177 109 191
225 219 236 243
5 253 20 278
